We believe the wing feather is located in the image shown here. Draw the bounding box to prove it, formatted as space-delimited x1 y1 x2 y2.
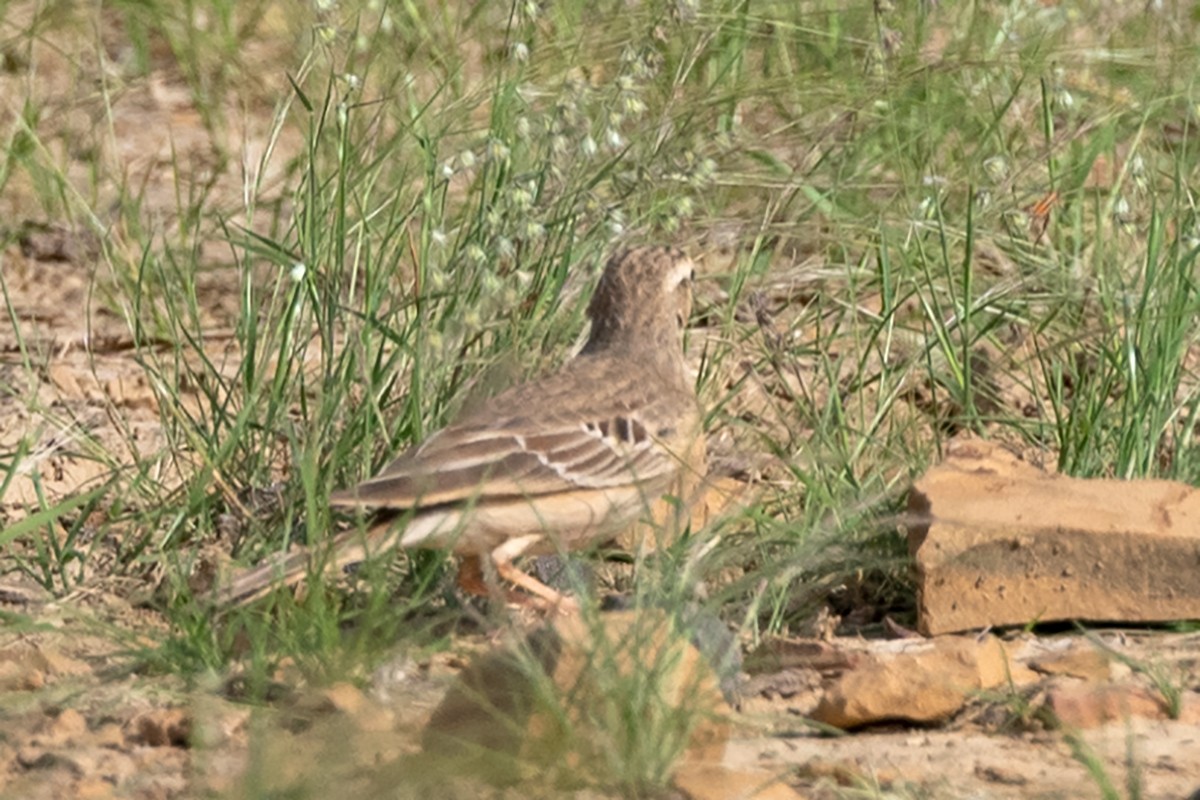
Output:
330 352 695 510
331 413 679 509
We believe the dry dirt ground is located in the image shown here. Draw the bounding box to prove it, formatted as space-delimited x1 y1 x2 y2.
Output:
2 7 1200 800
1 582 1199 799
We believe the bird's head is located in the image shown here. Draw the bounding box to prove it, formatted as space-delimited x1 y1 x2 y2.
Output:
584 245 695 355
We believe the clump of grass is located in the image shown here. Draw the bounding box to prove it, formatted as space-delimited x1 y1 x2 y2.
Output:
1064 727 1145 800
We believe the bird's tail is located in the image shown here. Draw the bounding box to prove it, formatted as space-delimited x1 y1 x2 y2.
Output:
205 520 400 607
206 545 318 606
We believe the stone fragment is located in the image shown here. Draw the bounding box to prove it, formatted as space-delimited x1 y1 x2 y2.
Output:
46 362 85 398
37 708 87 746
975 763 1028 785
0 658 45 691
744 638 861 675
1028 646 1112 682
0 641 89 691
1042 682 1200 728
908 440 1200 635
307 682 394 733
74 782 115 800
1044 683 1169 728
75 778 117 800
17 746 55 769
423 608 730 787
673 763 806 799
319 682 367 715
811 635 1031 729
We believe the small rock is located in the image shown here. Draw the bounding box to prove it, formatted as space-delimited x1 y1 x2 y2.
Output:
38 708 88 746
320 682 367 715
0 641 85 690
1044 683 1168 727
811 635 1033 729
976 763 1028 785
35 644 92 677
744 638 860 675
46 363 85 398
423 608 730 787
796 759 862 787
16 746 55 769
75 778 117 800
1029 646 1111 682
0 658 45 691
104 374 158 412
673 763 805 799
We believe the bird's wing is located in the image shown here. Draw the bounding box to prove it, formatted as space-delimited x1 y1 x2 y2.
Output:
329 406 681 509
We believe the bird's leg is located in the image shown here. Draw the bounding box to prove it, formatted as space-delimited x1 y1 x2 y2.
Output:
489 534 580 614
457 552 547 608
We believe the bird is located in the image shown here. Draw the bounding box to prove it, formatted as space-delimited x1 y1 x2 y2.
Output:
209 245 704 610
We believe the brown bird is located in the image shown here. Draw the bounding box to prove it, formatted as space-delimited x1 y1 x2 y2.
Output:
211 245 704 609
